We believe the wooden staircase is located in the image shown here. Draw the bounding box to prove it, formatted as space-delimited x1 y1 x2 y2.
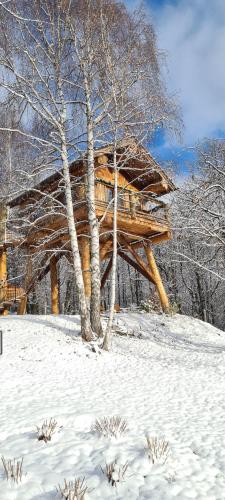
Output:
0 285 25 315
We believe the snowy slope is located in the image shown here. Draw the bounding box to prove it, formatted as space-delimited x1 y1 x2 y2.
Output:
0 313 225 499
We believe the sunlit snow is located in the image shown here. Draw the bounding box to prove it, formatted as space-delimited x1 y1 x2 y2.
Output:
0 313 225 499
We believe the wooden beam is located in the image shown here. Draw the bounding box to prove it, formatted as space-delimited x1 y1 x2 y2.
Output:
119 237 155 284
118 250 155 284
23 254 51 296
18 251 32 315
50 255 59 314
101 257 113 289
100 239 112 260
79 236 91 301
0 247 7 306
144 243 170 313
0 248 7 282
148 232 171 245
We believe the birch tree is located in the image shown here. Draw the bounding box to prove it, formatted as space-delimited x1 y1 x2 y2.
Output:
94 2 178 349
0 0 93 340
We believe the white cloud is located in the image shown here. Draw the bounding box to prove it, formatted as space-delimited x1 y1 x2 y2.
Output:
152 0 225 142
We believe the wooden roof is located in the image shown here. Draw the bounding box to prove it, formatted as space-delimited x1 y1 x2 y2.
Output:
8 140 176 208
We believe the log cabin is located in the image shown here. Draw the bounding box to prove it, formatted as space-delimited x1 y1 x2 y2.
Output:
0 139 176 315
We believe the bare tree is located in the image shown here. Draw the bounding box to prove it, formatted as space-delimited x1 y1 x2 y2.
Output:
0 0 93 340
155 140 225 329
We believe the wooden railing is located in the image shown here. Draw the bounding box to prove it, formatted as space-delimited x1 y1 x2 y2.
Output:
95 199 170 225
94 180 170 225
0 230 18 246
71 181 170 225
0 284 24 304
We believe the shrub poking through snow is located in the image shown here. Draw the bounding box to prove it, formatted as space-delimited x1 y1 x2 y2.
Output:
57 477 89 500
36 418 57 442
91 416 128 438
101 460 129 487
146 436 170 464
1 456 24 483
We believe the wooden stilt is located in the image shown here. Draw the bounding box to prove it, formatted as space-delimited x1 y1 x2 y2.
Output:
100 239 112 261
18 252 33 315
0 247 7 304
50 254 59 314
17 296 27 315
144 243 170 313
79 236 91 301
0 249 7 282
101 257 113 290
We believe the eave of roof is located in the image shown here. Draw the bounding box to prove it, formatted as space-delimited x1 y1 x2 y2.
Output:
8 141 176 208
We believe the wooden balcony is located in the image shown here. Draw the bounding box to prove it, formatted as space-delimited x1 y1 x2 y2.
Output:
79 182 171 239
4 182 171 250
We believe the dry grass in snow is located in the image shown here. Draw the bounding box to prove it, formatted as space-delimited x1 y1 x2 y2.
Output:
57 477 89 499
1 456 24 483
91 416 128 438
146 436 170 465
36 418 57 443
101 460 129 487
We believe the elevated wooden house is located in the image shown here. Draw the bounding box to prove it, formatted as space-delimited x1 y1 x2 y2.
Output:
0 140 176 315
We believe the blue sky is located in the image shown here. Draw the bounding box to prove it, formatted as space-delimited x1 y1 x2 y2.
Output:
126 0 225 175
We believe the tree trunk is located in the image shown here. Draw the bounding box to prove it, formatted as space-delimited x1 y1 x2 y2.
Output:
61 137 93 341
86 103 103 336
103 149 118 351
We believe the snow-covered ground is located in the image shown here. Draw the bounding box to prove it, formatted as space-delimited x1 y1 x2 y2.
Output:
0 312 225 499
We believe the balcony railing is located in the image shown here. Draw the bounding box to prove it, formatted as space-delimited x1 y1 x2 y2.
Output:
3 181 170 242
95 199 170 225
71 182 170 226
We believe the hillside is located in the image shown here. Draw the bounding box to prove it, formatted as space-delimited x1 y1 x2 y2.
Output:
0 313 225 499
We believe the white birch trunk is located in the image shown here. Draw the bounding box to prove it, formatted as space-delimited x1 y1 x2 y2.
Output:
102 147 118 350
60 134 93 341
85 92 103 337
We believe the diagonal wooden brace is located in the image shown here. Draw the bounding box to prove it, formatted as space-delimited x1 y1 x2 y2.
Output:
118 236 156 284
118 250 155 284
101 256 113 289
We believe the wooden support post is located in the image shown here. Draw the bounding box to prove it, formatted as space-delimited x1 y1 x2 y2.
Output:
17 296 27 315
50 255 59 314
100 239 112 261
144 244 170 313
79 236 91 301
0 249 7 282
0 247 7 306
18 252 33 315
101 257 113 290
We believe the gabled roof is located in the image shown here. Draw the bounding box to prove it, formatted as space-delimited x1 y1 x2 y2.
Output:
8 139 176 208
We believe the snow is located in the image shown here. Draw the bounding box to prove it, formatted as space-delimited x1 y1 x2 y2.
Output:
0 312 225 499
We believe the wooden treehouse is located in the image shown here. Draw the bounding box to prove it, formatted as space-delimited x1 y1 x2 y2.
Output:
0 140 176 315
